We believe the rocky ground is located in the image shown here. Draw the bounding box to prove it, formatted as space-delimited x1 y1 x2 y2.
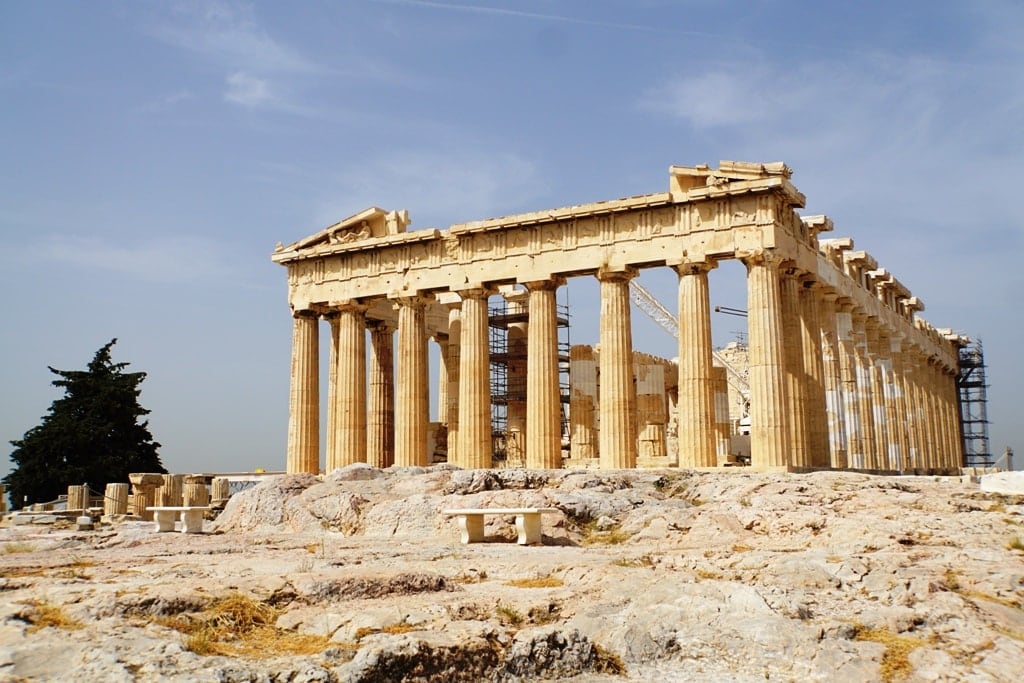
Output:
1 465 1023 682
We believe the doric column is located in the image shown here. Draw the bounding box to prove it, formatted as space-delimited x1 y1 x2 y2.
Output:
103 482 129 516
183 475 210 507
780 269 810 468
819 290 848 468
445 304 462 464
711 366 731 461
457 288 493 469
744 252 791 469
903 349 925 470
525 279 564 470
569 345 598 460
436 334 449 426
877 330 900 471
286 310 319 475
889 335 911 472
597 266 638 470
324 312 340 471
675 260 717 468
851 312 876 469
920 357 939 471
367 321 395 469
944 368 964 470
800 279 829 468
156 474 183 507
395 296 430 467
331 302 368 470
836 301 860 469
866 321 890 471
505 291 529 467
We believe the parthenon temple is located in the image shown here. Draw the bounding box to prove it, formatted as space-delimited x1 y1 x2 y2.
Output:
272 161 967 475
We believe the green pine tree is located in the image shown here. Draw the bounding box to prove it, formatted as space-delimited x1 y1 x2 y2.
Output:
4 339 165 507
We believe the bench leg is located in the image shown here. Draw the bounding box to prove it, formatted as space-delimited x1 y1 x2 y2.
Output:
457 514 485 544
153 510 176 533
181 509 204 533
516 513 542 545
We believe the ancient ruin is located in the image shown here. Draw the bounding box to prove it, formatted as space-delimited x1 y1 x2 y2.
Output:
272 162 966 475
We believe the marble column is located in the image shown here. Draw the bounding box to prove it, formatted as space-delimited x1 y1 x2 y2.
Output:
395 297 430 467
800 279 829 468
103 482 129 516
780 269 810 468
711 366 731 461
877 330 901 471
286 310 319 475
675 261 717 468
866 321 890 471
324 312 340 473
889 335 911 472
525 279 563 469
597 267 637 470
744 253 791 469
819 290 848 468
368 321 395 469
332 303 368 469
852 312 876 469
183 475 209 507
505 291 529 467
902 349 924 470
920 358 939 471
156 474 183 507
457 288 493 469
836 302 860 469
445 305 462 464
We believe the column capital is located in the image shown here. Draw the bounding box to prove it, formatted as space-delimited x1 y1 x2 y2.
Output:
523 276 566 292
367 318 395 334
391 294 433 310
331 300 369 315
596 265 638 283
291 308 319 320
739 248 784 269
454 286 494 301
673 259 717 277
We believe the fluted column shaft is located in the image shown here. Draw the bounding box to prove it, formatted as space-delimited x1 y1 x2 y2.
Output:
325 313 340 469
780 270 810 468
445 306 462 463
800 280 829 468
921 358 939 470
889 335 911 472
331 303 368 470
745 254 791 469
526 279 563 469
368 322 395 468
287 310 319 474
903 350 924 470
505 292 529 467
675 261 717 468
457 288 493 469
436 335 449 425
819 291 848 468
945 369 964 470
395 297 429 467
852 312 876 469
836 303 860 469
866 321 889 471
597 267 637 470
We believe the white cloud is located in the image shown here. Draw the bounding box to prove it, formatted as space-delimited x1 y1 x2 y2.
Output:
223 71 272 107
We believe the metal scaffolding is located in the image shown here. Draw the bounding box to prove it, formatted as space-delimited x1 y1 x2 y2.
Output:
488 296 570 462
957 339 992 467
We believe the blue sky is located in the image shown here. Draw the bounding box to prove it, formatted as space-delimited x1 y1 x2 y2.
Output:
2 0 1021 487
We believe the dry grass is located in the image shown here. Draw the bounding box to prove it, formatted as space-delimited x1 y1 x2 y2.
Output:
2 542 34 554
496 603 524 627
163 593 331 658
1007 536 1024 551
504 575 564 588
18 600 83 633
853 625 925 682
582 523 633 546
354 623 417 640
612 555 655 568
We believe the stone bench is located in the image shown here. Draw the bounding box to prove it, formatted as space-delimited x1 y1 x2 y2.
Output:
148 506 208 534
443 507 560 545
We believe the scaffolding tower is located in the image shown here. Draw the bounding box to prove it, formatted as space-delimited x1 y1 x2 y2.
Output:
489 296 571 463
958 339 992 467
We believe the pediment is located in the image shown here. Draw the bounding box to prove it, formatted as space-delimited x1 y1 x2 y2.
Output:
278 207 411 253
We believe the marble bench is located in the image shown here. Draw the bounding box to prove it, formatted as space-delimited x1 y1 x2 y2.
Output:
148 506 208 534
443 507 560 545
